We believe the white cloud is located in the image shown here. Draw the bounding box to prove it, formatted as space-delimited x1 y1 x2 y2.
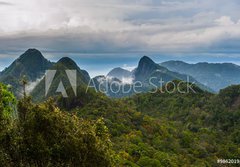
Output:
121 77 133 84
122 64 135 71
215 16 234 26
26 75 44 93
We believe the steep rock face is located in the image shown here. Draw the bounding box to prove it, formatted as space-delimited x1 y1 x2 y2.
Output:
134 56 167 81
133 56 209 91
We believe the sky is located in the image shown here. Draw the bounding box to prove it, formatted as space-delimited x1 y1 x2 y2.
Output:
1 0 240 77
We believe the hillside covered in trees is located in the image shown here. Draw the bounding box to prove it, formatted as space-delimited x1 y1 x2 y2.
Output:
0 81 239 166
0 83 115 166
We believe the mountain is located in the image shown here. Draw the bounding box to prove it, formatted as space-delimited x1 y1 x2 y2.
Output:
134 56 166 81
0 49 53 96
160 60 240 91
2 55 240 166
107 67 132 81
133 56 211 92
31 57 90 102
97 56 212 98
56 57 90 83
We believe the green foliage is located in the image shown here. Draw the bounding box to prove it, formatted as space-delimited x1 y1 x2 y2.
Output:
218 85 240 107
0 84 115 166
64 84 240 166
1 81 240 166
0 83 16 123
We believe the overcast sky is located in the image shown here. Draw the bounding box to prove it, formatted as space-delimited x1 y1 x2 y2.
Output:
1 0 240 76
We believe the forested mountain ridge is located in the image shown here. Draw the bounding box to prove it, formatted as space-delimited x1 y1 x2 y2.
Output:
0 49 226 99
57 81 240 166
0 49 53 96
31 57 91 102
133 56 211 92
93 56 212 98
161 60 240 92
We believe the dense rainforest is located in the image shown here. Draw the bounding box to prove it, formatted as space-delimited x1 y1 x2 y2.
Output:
0 81 240 166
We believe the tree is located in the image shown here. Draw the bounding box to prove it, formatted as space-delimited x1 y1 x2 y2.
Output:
0 83 16 128
0 89 115 166
0 83 17 166
20 75 28 97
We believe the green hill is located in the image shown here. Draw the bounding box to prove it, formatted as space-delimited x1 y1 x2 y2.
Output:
55 81 240 166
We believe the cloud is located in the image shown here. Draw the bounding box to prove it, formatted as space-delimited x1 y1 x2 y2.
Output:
121 77 133 84
122 64 135 71
0 0 240 55
26 75 44 93
215 16 235 26
0 1 13 6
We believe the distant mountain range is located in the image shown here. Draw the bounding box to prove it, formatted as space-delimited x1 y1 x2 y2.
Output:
160 61 240 92
102 56 211 96
1 49 240 99
133 56 208 89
